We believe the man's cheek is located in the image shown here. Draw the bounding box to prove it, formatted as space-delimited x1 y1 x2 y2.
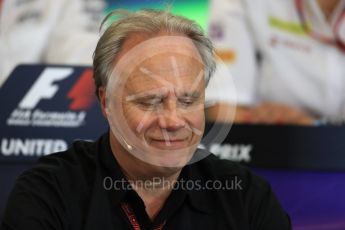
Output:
187 112 205 128
122 109 142 132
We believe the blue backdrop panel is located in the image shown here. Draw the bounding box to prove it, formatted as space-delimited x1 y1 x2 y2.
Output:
0 65 108 162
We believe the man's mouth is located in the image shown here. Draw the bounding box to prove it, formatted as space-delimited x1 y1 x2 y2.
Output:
148 138 189 149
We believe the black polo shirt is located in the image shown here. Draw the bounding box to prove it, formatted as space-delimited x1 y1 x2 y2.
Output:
1 133 291 230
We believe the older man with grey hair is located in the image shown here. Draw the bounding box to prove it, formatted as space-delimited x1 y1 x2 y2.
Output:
1 9 291 230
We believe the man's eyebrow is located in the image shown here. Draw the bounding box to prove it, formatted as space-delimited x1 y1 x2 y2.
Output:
126 93 158 102
126 88 167 102
177 90 201 98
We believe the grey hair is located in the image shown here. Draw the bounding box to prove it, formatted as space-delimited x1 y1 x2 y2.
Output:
93 8 216 99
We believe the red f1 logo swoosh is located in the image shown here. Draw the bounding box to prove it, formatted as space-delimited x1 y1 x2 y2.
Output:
67 68 96 110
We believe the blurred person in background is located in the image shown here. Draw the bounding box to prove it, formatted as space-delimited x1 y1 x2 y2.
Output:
206 0 345 125
0 0 105 87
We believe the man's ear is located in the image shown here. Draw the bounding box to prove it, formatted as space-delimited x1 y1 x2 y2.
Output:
98 87 107 118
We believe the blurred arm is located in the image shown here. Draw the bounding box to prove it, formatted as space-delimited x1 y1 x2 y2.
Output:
206 102 316 125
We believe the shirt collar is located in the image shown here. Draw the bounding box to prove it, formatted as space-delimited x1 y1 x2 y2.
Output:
99 133 214 213
306 0 345 36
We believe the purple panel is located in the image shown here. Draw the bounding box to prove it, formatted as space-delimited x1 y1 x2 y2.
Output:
253 168 345 230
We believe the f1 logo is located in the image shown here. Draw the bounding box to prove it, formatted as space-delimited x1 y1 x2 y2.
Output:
19 68 73 109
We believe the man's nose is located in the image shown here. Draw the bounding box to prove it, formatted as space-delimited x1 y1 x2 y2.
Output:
157 100 186 131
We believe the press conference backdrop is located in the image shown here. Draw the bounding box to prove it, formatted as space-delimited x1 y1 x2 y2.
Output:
1 65 345 229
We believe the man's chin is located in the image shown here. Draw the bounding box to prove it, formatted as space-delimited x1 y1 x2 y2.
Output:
143 146 196 168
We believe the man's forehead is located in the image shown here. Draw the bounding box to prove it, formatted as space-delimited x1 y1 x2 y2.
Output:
109 32 206 98
130 53 203 76
124 85 204 102
126 55 204 89
125 73 204 94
